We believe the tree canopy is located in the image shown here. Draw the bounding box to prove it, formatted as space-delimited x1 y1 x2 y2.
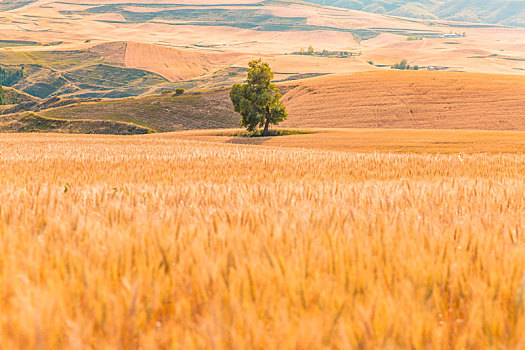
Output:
230 59 287 135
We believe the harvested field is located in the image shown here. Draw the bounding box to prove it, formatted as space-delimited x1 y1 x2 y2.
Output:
171 128 525 154
124 42 243 81
1 133 525 348
281 71 525 130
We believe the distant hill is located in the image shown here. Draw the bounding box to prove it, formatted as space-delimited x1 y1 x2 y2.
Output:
0 43 169 99
0 0 36 11
302 0 525 27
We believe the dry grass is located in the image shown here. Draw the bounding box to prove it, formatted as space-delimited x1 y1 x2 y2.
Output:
172 128 525 154
281 71 525 130
1 133 525 348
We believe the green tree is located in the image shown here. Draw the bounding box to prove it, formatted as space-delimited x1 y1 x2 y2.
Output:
230 59 288 135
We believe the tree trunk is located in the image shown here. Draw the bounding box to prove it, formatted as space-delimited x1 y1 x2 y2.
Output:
263 117 270 135
263 108 271 136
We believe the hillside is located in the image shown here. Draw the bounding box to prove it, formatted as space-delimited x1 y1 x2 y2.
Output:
302 0 525 27
23 70 525 134
0 43 170 99
280 70 525 130
1 86 40 105
0 112 151 134
42 89 240 132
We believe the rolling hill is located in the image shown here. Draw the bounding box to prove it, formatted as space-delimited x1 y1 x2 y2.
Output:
2 70 519 134
0 0 523 98
280 70 525 130
41 89 240 132
302 0 525 27
0 0 523 135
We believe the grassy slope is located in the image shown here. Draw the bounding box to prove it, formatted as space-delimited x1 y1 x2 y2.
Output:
0 112 151 135
2 86 40 105
43 89 239 132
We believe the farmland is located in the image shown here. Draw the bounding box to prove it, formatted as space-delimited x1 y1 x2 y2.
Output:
172 128 525 154
1 133 525 348
1 0 525 348
280 71 525 130
0 0 523 104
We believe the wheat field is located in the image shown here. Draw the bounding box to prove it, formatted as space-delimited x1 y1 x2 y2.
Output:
1 133 525 349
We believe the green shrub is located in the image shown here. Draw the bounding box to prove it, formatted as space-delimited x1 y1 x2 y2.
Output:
175 88 185 95
393 58 408 70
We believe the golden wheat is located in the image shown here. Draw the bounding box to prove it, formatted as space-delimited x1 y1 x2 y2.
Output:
1 133 524 349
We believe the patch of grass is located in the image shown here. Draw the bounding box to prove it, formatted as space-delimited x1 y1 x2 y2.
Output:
276 73 328 82
63 64 167 91
219 129 315 137
0 50 102 70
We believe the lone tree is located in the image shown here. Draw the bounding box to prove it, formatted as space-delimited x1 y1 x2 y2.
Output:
230 59 287 135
